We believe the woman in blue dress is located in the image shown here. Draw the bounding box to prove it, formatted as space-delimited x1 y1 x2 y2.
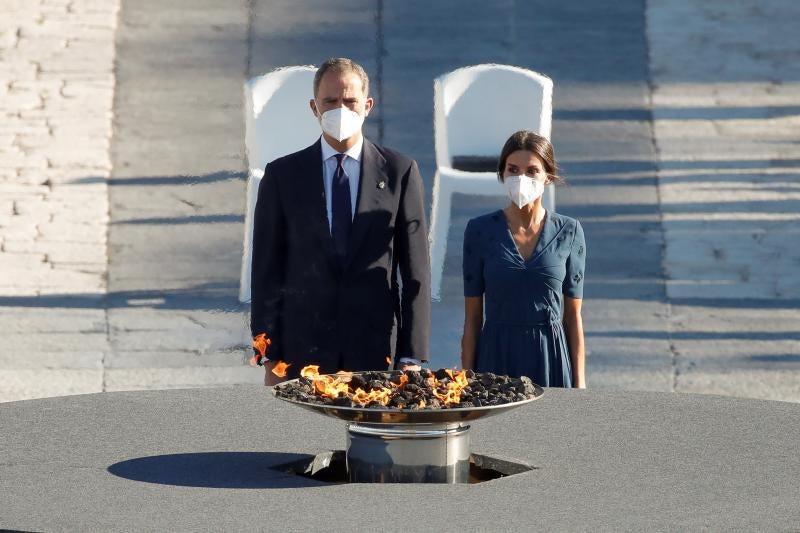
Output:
461 130 586 388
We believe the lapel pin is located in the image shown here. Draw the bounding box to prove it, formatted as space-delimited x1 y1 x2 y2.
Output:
377 180 386 189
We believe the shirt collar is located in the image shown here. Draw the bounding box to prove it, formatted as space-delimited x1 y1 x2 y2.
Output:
320 134 364 162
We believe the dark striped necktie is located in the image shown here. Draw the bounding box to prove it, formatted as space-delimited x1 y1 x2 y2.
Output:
331 153 352 264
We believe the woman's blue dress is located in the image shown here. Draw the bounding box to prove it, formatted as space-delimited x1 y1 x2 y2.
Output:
463 209 586 387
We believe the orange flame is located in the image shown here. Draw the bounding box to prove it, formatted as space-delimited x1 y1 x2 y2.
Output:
271 361 290 378
300 365 320 378
253 333 270 356
298 365 471 409
351 386 392 406
250 333 272 366
432 369 470 406
314 378 350 399
301 365 350 399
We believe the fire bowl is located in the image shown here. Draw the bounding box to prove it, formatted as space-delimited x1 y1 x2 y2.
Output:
272 371 544 424
272 370 544 482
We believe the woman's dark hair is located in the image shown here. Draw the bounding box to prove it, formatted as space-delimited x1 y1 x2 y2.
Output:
497 130 563 184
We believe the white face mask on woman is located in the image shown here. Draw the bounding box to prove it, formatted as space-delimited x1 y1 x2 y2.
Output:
504 175 545 207
318 106 365 142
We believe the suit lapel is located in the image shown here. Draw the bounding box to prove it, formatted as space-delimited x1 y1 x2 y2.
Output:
345 139 389 268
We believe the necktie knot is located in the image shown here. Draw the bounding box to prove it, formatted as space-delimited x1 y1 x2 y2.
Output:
334 153 346 167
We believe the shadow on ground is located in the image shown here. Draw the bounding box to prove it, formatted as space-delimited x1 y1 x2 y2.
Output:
0 284 246 311
107 451 324 489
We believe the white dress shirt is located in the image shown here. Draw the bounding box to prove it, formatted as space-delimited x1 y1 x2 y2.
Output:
320 135 362 231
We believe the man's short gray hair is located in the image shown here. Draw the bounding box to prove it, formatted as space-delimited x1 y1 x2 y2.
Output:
313 57 370 98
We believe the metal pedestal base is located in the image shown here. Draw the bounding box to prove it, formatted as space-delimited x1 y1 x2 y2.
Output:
346 422 471 483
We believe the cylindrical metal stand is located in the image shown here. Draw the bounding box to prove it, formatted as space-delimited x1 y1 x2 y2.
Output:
346 422 471 483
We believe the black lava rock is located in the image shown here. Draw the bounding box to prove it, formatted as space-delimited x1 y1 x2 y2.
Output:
273 369 539 410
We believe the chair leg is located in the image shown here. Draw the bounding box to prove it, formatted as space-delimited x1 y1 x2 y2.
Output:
428 174 452 302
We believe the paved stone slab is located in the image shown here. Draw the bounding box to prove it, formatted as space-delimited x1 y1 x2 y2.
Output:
1 331 108 353
0 350 103 370
0 305 105 332
108 308 248 353
0 368 103 402
104 366 262 392
677 368 800 402
105 349 246 369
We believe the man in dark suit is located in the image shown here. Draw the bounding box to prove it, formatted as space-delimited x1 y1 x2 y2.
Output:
250 58 430 384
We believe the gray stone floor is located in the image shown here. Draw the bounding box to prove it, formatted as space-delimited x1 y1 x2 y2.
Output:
1 0 798 402
2 387 798 530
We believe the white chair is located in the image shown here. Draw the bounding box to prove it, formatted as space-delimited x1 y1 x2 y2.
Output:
429 64 554 300
239 66 319 302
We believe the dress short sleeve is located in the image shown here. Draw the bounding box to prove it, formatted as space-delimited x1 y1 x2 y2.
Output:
563 219 586 299
462 219 484 297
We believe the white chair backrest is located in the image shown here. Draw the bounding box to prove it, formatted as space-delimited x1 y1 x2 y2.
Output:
244 66 319 170
434 64 553 169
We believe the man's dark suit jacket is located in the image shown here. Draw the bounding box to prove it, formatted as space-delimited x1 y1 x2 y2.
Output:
250 137 431 375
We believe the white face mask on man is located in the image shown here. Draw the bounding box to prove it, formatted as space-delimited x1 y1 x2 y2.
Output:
504 175 546 207
318 106 365 142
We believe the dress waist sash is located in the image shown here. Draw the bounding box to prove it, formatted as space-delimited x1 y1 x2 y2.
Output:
484 318 560 328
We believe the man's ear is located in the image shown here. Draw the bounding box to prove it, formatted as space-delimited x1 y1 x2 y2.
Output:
309 99 319 117
364 97 374 116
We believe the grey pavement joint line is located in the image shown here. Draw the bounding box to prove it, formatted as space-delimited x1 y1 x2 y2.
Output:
103 0 126 395
642 7 676 392
244 0 255 84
